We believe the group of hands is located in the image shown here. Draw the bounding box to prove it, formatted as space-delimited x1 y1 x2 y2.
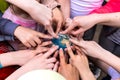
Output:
10 1 100 80
9 39 100 80
6 36 103 80
14 0 97 48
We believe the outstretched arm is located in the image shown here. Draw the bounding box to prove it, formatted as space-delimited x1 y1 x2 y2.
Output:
70 39 120 73
56 0 70 19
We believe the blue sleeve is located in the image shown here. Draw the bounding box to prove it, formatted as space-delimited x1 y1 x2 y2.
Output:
0 13 19 41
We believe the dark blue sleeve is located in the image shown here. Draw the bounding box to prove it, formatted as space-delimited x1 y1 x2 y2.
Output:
0 12 19 41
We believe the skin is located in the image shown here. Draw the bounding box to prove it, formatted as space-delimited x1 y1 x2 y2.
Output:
14 27 53 47
58 48 80 80
7 0 64 38
66 43 95 80
70 39 120 73
52 7 64 34
0 41 52 67
5 46 59 80
61 12 120 35
56 0 70 19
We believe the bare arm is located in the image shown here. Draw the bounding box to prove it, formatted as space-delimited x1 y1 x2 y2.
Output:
6 0 60 37
93 12 120 27
56 0 70 19
5 46 58 80
61 12 120 35
97 49 120 73
70 39 120 73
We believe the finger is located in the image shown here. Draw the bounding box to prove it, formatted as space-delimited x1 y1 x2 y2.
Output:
66 43 75 59
69 38 80 47
75 46 84 55
71 28 84 35
23 42 31 48
43 46 59 58
46 25 58 38
46 63 55 69
76 50 82 56
74 46 82 53
39 47 50 53
77 33 84 40
33 37 41 45
65 18 72 27
53 61 59 71
56 22 62 34
70 38 86 49
46 57 56 63
53 50 59 58
60 22 75 34
37 32 53 39
40 41 52 47
36 53 44 57
59 48 66 65
29 40 37 47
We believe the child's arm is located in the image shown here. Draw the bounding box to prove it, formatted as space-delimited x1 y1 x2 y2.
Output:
40 0 64 34
56 0 70 19
70 39 120 73
5 46 58 80
66 44 96 80
6 0 57 37
61 12 120 35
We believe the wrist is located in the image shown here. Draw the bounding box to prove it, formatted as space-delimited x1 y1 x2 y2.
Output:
89 13 102 25
91 13 111 25
0 53 15 67
80 69 95 80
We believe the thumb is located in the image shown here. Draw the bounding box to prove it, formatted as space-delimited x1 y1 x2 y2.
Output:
69 38 86 49
46 24 58 38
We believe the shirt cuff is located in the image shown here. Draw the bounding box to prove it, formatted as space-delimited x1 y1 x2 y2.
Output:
1 18 19 36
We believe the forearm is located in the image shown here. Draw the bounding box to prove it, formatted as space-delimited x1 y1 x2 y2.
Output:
6 0 44 19
78 69 96 80
0 52 15 67
97 49 120 73
90 13 120 27
6 0 37 13
57 0 70 19
5 65 34 80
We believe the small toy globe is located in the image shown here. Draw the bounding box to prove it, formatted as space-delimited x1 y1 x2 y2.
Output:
52 34 71 49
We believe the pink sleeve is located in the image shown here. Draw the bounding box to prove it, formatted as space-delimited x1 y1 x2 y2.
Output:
91 0 120 14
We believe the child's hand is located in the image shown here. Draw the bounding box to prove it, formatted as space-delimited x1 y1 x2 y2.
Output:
36 41 52 53
14 26 53 48
66 43 89 72
20 45 58 69
58 48 80 80
61 14 97 35
5 46 59 80
70 39 106 58
66 43 96 80
0 49 42 67
52 7 64 34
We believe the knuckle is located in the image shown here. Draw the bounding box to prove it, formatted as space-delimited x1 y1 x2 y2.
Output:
73 18 79 24
45 22 51 27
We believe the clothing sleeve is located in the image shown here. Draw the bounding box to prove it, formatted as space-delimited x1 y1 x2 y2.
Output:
91 0 120 14
0 15 19 41
40 0 60 9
